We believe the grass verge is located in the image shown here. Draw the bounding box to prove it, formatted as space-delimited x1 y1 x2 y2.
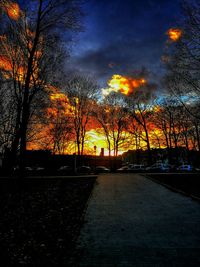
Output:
0 177 96 266
145 173 200 200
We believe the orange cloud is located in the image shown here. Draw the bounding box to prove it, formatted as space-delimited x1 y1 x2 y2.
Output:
5 1 20 20
102 74 146 96
167 28 182 42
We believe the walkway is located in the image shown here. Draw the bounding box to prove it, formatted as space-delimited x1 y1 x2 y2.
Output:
74 173 200 266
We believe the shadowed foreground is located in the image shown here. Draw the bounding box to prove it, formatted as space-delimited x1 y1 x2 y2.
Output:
72 173 200 267
0 177 96 266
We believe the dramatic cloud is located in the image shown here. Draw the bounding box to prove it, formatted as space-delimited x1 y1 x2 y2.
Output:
66 38 164 85
66 0 181 88
102 75 147 96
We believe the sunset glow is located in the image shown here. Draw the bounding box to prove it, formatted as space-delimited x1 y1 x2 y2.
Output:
85 129 108 155
50 93 68 101
0 55 12 71
0 0 197 162
48 87 75 116
0 55 26 82
102 75 146 96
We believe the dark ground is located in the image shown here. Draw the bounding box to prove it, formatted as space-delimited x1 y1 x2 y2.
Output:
146 173 200 199
0 177 96 266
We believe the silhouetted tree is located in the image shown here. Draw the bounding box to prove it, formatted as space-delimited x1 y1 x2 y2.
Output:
126 90 154 164
164 0 200 117
66 75 98 155
0 0 83 174
94 93 129 156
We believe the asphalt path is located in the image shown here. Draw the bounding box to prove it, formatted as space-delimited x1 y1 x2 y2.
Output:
74 173 200 267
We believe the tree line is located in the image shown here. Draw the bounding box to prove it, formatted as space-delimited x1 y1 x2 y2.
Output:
0 0 200 174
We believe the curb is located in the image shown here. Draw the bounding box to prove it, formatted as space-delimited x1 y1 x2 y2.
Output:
0 175 98 179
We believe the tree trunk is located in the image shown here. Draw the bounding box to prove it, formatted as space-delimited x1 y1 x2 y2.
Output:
10 107 21 172
163 130 172 163
195 124 200 152
77 140 81 155
81 138 85 156
144 127 152 164
19 103 30 177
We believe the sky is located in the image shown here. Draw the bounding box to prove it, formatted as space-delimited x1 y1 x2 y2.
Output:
66 0 182 89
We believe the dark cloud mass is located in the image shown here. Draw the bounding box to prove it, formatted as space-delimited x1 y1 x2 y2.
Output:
66 0 181 88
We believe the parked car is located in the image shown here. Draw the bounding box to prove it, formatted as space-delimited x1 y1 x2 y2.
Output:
176 164 193 172
95 166 110 173
146 163 170 172
28 166 46 175
77 166 91 174
128 164 146 172
25 166 34 172
117 166 129 172
35 167 45 171
33 167 45 175
57 165 74 175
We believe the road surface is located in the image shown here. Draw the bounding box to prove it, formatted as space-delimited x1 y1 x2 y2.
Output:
72 173 200 266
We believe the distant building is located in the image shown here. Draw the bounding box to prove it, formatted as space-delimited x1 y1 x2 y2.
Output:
100 148 104 157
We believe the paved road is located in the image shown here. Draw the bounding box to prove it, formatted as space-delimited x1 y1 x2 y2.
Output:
73 173 200 267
